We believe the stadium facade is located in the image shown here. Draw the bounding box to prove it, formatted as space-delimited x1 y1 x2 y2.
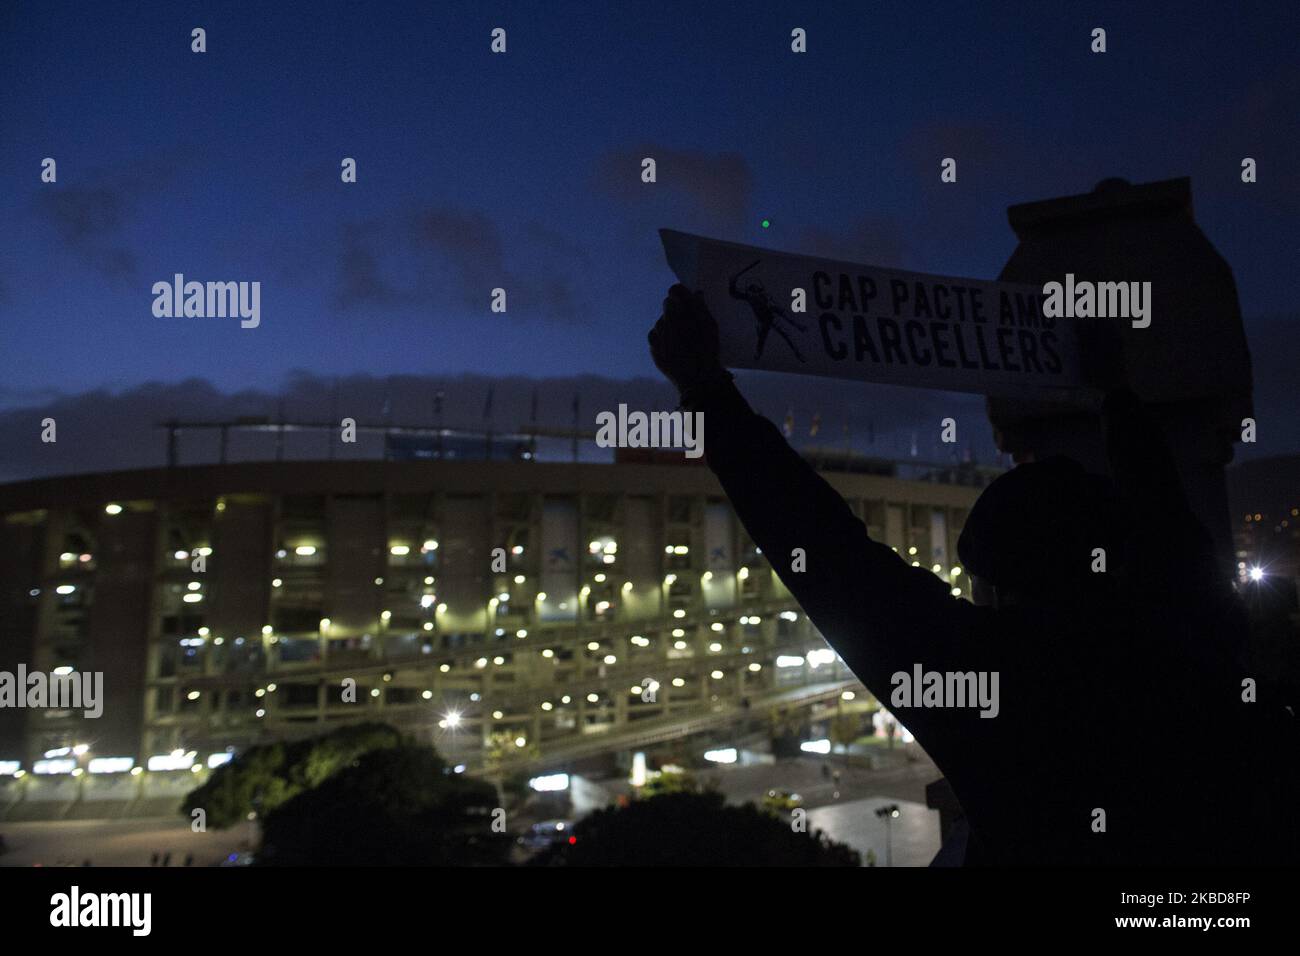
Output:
0 444 983 787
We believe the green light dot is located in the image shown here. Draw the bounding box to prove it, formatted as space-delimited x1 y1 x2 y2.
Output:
761 219 770 228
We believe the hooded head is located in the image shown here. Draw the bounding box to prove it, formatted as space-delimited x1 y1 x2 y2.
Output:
957 455 1127 607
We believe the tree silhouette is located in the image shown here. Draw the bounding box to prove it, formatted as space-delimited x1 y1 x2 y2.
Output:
532 790 859 867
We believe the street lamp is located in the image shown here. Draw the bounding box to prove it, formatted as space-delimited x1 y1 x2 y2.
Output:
875 803 900 867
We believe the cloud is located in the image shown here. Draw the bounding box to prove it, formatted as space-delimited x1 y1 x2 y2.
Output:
334 204 585 321
337 223 420 308
593 145 754 232
31 154 188 281
796 217 912 269
0 370 998 484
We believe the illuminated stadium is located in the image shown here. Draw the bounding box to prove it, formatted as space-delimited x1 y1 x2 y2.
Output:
0 424 985 812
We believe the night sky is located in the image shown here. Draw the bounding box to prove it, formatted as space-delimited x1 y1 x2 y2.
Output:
1 0 1296 479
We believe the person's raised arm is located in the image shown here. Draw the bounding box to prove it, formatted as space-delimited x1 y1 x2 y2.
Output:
648 285 983 703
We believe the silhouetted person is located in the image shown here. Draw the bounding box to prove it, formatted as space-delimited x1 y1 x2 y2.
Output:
150 851 159 867
649 284 1299 865
162 851 172 867
184 853 194 867
729 261 807 362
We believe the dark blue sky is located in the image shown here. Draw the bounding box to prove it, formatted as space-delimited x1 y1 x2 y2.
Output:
1 0 1296 475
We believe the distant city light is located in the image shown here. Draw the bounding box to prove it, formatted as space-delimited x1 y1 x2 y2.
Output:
530 773 569 792
147 751 196 771
88 757 134 774
34 759 76 774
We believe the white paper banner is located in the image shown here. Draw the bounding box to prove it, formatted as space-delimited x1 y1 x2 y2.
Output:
660 229 1085 399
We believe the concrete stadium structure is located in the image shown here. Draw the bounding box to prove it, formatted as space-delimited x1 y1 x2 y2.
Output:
0 443 984 806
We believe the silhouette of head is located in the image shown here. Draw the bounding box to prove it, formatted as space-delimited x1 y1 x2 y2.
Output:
958 455 1127 607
